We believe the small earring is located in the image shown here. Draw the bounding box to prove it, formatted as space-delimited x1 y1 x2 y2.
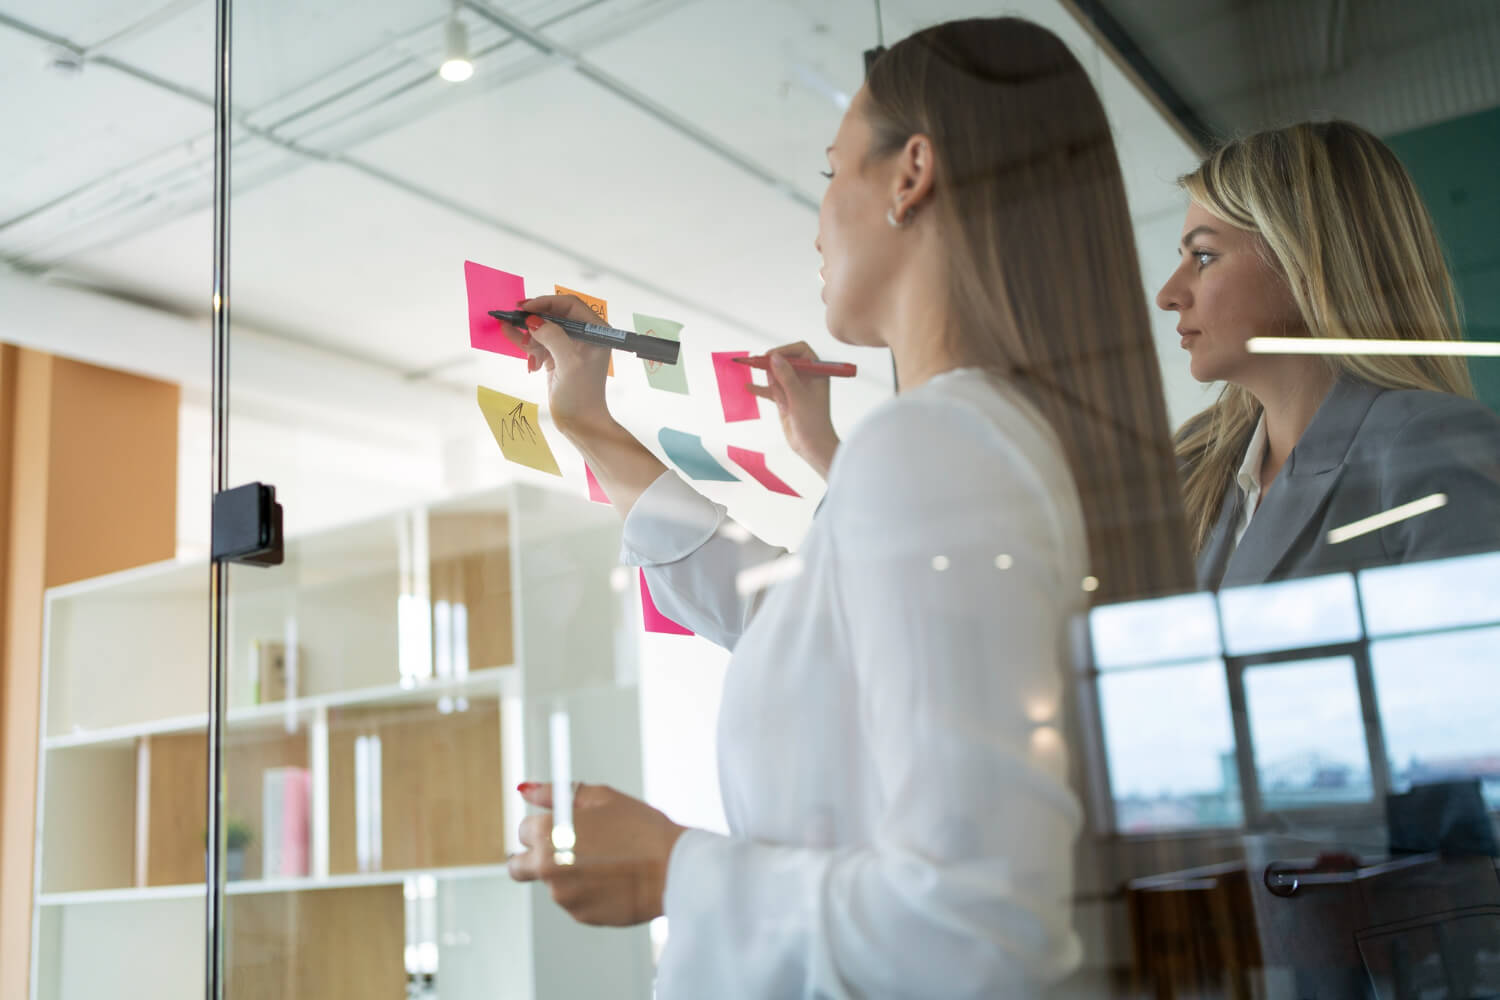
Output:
886 207 904 228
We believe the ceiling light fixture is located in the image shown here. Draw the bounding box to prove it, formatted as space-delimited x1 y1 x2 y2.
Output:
1248 336 1500 357
439 3 474 83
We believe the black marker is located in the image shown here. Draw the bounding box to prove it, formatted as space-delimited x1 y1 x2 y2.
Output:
489 309 681 365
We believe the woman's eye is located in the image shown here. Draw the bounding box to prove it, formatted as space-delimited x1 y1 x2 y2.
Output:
819 170 834 180
1192 250 1216 268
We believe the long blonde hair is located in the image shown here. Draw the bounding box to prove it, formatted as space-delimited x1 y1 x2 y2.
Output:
865 19 1194 602
1174 120 1475 553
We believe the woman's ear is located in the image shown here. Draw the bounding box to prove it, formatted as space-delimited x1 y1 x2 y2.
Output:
892 133 937 219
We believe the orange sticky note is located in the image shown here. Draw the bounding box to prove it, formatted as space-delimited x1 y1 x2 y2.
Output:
554 284 614 377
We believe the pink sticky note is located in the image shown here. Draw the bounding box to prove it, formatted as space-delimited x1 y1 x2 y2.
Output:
712 351 760 422
641 570 693 635
585 463 610 505
465 260 527 359
727 446 800 497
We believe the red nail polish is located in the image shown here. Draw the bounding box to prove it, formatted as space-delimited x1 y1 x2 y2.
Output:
521 331 531 344
517 781 538 793
525 315 544 331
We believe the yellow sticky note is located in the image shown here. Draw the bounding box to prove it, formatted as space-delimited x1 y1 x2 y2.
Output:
476 386 561 476
554 284 615 377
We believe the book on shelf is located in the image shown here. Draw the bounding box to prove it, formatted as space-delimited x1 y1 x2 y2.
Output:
262 766 311 878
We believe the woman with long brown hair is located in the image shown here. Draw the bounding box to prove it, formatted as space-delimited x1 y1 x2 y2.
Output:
1159 121 1500 589
503 18 1190 996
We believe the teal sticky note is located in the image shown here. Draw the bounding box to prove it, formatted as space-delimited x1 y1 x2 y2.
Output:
634 313 689 395
658 428 739 482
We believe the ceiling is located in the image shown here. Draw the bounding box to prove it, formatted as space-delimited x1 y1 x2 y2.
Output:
13 0 1415 539
1088 0 1500 142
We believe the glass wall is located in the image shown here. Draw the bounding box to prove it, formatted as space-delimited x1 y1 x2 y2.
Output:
12 1 1499 998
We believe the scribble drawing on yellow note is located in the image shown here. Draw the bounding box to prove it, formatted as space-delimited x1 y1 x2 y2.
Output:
477 386 561 476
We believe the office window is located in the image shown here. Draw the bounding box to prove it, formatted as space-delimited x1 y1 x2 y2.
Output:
1097 661 1242 832
1360 550 1500 637
1243 656 1374 811
1373 626 1500 808
1218 574 1362 656
1088 591 1221 669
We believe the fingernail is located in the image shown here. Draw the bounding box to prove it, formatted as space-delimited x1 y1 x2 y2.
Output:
525 315 544 331
527 356 538 373
517 781 538 793
516 298 529 306
521 331 531 344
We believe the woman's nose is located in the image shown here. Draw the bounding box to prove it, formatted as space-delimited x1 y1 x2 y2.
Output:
1155 270 1187 312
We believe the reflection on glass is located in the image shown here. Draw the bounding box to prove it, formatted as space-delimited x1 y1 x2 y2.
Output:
1088 591 1221 670
1373 626 1500 808
1360 550 1500 637
1219 573 1362 656
1244 656 1372 810
1098 662 1242 831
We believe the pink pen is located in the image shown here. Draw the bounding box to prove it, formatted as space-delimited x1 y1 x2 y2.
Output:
732 356 857 378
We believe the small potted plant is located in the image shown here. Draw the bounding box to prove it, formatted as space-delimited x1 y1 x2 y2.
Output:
204 821 254 882
225 821 253 881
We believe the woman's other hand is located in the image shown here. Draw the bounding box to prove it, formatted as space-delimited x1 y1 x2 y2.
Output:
507 781 687 927
499 294 613 437
746 342 841 480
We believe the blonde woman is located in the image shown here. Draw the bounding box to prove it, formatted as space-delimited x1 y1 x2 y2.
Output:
503 18 1192 997
1158 121 1500 589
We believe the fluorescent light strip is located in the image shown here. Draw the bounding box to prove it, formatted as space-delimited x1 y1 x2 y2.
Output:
1248 337 1500 357
1327 492 1447 545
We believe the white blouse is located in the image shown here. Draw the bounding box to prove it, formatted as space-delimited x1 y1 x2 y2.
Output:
620 368 1091 999
1233 414 1269 548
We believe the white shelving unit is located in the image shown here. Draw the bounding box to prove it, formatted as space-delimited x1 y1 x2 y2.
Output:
30 481 653 1000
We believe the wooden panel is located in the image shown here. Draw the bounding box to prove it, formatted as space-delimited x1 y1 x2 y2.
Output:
430 510 514 671
429 550 514 672
147 727 309 885
226 886 404 1000
328 698 503 875
1 350 55 993
3 349 179 997
42 355 178 590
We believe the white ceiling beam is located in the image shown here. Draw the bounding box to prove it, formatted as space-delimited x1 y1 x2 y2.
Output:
0 267 466 448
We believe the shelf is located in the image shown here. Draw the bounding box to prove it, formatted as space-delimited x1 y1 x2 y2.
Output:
37 862 515 906
44 665 521 750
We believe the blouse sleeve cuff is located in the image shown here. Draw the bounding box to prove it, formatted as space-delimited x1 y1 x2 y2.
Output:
619 470 727 567
662 827 730 922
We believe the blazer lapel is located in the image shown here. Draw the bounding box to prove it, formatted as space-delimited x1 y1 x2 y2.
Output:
1197 484 1242 590
1220 378 1382 586
1222 465 1346 585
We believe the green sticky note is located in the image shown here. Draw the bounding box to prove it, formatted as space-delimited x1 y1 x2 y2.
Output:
634 313 688 395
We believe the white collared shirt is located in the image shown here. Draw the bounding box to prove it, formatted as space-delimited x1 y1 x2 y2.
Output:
621 368 1090 998
1234 414 1269 548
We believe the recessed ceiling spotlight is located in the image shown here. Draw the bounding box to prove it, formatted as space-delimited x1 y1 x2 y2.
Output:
44 45 85 76
439 3 474 83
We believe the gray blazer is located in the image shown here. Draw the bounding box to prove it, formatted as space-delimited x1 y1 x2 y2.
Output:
1197 377 1500 590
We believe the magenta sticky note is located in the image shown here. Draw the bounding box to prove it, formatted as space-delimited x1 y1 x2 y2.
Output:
711 351 760 422
727 446 800 497
585 463 610 505
465 260 527 359
641 570 693 635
